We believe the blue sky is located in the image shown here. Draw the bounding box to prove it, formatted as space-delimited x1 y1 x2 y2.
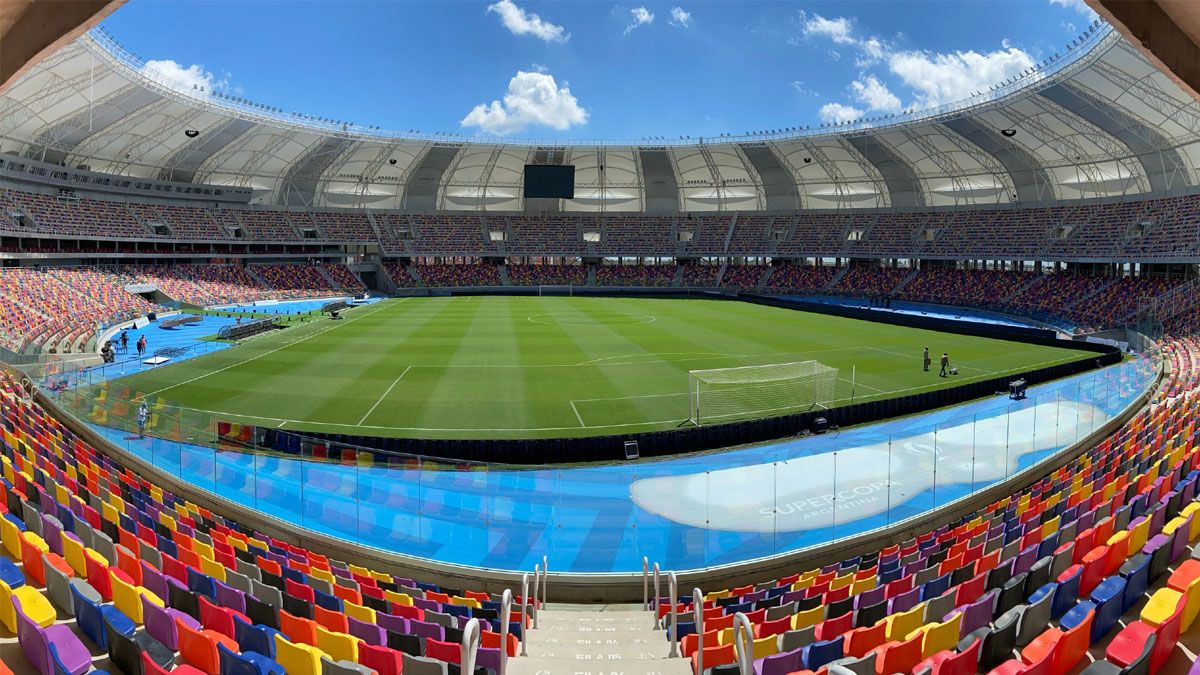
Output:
100 0 1100 141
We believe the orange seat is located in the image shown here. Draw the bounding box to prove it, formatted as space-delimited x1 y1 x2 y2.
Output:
692 642 735 675
875 633 923 675
280 610 319 646
177 615 240 675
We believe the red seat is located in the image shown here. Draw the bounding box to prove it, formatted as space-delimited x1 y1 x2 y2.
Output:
177 616 240 675
844 622 887 659
692 642 735 675
875 633 923 675
358 643 403 675
1105 593 1184 675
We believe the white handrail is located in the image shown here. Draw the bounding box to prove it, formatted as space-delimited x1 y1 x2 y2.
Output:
692 588 705 674
520 573 529 657
542 555 548 608
500 588 512 675
668 572 679 658
732 612 754 675
653 563 662 629
643 557 650 610
461 618 482 675
532 564 541 630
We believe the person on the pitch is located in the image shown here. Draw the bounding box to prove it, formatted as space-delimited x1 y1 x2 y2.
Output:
923 346 931 372
940 352 950 377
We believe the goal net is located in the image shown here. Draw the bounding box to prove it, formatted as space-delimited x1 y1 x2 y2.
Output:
688 360 838 426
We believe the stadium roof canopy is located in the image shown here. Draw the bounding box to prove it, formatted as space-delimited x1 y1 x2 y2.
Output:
3 23 1200 212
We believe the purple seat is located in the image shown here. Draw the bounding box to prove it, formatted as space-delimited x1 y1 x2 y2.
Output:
413 597 440 612
889 586 922 614
14 597 91 675
855 586 886 609
376 612 409 635
780 590 805 605
1012 545 1040 576
476 646 504 673
142 593 199 651
410 619 444 641
754 647 804 675
1169 516 1192 562
140 562 170 603
1076 509 1096 534
216 580 247 614
946 590 996 637
348 616 386 646
41 515 64 557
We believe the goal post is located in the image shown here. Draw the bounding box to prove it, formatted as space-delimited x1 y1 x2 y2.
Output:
688 360 838 426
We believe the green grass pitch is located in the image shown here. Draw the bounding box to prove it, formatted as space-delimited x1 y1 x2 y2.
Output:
109 296 1098 440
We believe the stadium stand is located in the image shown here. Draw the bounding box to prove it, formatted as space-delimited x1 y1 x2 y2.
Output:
0 267 158 354
505 263 587 287
0 367 530 675
593 264 677 287
413 263 502 287
249 264 343 297
125 264 274 306
721 265 768 290
761 264 839 293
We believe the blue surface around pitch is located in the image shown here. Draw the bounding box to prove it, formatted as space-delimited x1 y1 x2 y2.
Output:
58 298 1151 574
75 343 1152 573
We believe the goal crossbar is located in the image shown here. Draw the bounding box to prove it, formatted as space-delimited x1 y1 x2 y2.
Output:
688 360 838 426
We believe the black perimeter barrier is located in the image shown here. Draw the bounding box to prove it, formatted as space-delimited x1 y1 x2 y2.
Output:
159 315 203 330
321 300 351 313
248 293 1123 465
217 317 277 341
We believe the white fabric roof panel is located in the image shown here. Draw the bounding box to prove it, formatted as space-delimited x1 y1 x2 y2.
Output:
1 25 1197 210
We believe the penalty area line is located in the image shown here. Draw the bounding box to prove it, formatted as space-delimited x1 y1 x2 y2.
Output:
569 400 587 428
358 366 412 426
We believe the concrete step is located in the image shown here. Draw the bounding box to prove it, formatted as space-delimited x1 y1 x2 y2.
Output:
510 606 691 675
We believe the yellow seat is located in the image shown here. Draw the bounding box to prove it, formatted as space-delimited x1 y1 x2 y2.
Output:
110 571 162 625
885 602 926 642
1129 517 1151 554
0 579 56 632
384 590 413 606
1139 588 1184 628
450 595 480 608
315 625 360 663
0 516 22 560
343 601 376 624
914 614 961 658
748 635 778 659
275 635 326 675
199 557 227 582
792 605 822 630
62 534 87 577
1180 503 1200 542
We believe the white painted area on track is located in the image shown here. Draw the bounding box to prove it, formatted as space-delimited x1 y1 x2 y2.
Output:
629 401 1104 532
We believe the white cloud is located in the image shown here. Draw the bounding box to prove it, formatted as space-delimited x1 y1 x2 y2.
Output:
791 81 819 97
460 69 587 135
669 6 691 27
625 6 654 34
141 59 230 96
888 46 1036 108
487 0 569 43
850 74 901 112
801 13 855 44
795 11 888 66
818 102 864 124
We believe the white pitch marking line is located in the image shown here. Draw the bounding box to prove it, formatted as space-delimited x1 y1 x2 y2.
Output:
569 400 587 428
276 420 288 428
139 300 400 399
358 366 412 426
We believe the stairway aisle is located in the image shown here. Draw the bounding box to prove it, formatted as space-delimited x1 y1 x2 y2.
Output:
509 605 694 675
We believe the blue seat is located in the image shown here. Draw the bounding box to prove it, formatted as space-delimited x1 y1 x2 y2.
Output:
234 615 282 658
72 582 135 651
1052 567 1082 620
1118 554 1150 613
442 604 470 618
313 587 343 612
921 573 951 601
671 620 697 641
1058 600 1096 634
188 568 218 600
0 557 24 588
801 635 844 670
1088 576 1125 643
218 641 286 675
3 512 27 532
507 620 523 642
158 537 178 559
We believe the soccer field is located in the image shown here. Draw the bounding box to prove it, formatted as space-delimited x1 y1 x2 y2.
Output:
108 296 1098 439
